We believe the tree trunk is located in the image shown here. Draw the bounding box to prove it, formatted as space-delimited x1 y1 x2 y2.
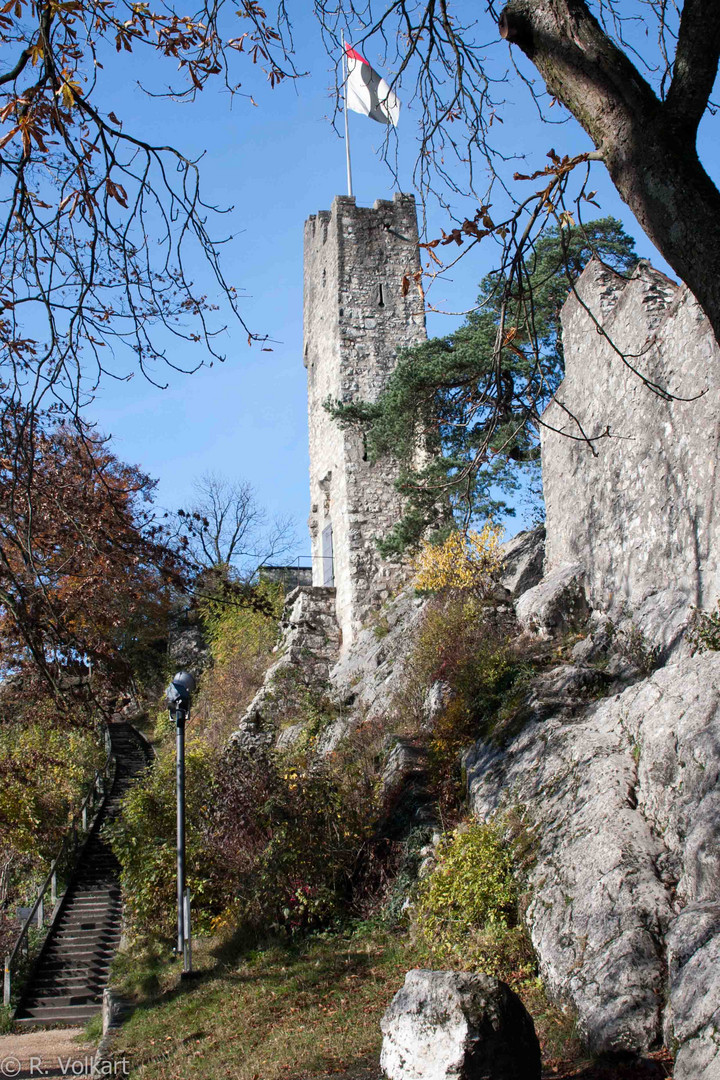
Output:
500 0 720 346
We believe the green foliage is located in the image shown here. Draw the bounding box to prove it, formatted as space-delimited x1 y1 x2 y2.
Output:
109 939 168 1000
415 821 534 983
191 581 284 744
687 602 720 654
328 219 637 552
199 581 284 667
0 722 103 860
83 1013 104 1042
0 716 104 973
106 738 227 942
417 822 516 935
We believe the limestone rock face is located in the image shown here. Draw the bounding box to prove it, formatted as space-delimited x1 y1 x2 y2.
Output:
380 970 541 1080
542 258 720 658
499 526 545 598
230 585 340 744
515 562 588 635
667 904 720 1080
466 652 720 1074
330 585 427 722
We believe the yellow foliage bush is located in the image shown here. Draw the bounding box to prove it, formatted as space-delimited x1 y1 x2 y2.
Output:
190 581 284 744
414 820 535 985
0 724 103 859
413 525 504 593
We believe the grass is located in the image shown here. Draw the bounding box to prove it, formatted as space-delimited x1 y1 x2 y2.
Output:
110 926 421 1080
105 922 669 1080
82 1013 104 1042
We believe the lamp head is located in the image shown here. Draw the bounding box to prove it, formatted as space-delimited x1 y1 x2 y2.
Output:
166 670 196 715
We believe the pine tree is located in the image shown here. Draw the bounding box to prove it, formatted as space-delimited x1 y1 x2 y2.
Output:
329 218 638 554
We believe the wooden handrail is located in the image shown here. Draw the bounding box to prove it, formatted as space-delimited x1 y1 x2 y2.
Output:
3 737 116 1008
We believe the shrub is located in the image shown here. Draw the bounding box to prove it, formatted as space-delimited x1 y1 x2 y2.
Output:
414 820 534 985
191 581 284 744
0 719 104 974
416 822 516 939
204 745 371 935
413 525 504 594
687 602 720 655
110 735 376 944
106 738 228 942
0 722 103 859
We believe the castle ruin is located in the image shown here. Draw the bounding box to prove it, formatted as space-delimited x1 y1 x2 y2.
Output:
303 193 426 651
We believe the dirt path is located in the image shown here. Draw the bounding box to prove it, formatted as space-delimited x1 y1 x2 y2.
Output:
0 1029 96 1078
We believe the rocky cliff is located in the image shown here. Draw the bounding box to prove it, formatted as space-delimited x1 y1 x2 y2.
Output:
229 258 720 1078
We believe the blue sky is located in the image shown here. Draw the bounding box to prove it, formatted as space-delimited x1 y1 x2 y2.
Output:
87 9 720 558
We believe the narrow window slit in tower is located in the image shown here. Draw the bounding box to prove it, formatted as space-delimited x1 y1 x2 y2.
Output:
378 283 385 308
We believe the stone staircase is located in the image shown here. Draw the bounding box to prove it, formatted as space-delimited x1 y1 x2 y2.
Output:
14 722 150 1026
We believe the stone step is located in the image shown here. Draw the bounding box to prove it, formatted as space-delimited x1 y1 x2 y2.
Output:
15 1004 101 1024
14 723 150 1026
43 943 116 958
57 908 119 919
36 967 111 984
52 934 121 948
23 992 103 1010
62 892 120 901
53 924 121 937
32 977 108 993
57 918 119 932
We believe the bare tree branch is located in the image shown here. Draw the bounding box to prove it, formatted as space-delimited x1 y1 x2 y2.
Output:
664 0 720 134
175 472 298 580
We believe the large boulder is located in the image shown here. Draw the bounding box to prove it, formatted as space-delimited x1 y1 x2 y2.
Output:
380 970 541 1080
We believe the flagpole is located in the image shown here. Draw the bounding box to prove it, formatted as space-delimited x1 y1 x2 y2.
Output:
341 29 353 198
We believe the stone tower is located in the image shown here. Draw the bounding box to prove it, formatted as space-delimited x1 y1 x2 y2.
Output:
304 193 426 652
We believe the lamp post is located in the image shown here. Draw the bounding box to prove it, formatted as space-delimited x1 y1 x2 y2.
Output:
165 670 196 974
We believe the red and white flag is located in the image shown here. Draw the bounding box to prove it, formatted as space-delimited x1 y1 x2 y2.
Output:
344 43 400 126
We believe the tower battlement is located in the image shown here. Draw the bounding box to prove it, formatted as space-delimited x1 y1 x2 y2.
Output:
304 194 426 651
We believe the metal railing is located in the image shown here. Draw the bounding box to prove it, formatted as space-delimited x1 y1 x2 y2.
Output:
3 732 116 1008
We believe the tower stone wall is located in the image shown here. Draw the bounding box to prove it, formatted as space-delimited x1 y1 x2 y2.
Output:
304 194 426 652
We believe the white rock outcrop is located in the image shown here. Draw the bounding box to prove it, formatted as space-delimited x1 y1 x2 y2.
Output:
466 651 720 1076
380 970 541 1080
542 258 720 658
